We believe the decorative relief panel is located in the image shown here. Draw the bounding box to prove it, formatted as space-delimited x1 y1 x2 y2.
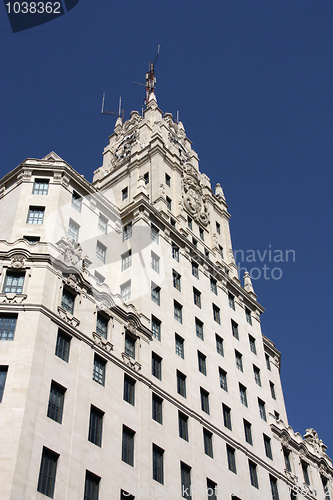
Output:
0 293 27 304
121 352 141 371
92 332 114 353
181 164 209 226
10 254 26 269
57 306 80 327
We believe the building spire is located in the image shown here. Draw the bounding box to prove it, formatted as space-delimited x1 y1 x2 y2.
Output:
145 45 160 104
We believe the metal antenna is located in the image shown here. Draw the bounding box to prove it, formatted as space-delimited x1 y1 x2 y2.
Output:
133 44 160 105
176 110 179 124
101 93 124 120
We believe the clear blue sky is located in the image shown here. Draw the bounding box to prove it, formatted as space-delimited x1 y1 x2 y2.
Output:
1 0 332 454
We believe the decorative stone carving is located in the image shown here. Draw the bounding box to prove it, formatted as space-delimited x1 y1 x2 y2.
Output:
57 306 80 327
121 352 141 371
92 332 114 352
168 131 189 164
0 293 27 304
63 274 82 294
304 428 327 456
113 130 138 163
159 184 165 196
53 172 62 183
10 254 26 269
181 164 209 226
126 319 138 337
56 238 83 267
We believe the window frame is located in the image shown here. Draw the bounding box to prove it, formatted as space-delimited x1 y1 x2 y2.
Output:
88 405 104 447
0 313 17 341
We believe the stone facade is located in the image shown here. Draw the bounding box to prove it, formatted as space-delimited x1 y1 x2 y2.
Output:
0 94 332 500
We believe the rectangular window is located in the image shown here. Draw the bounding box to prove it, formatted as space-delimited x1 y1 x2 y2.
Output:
151 315 161 341
165 173 171 186
151 225 159 243
258 399 267 421
93 355 106 386
151 283 161 305
84 471 100 500
88 406 104 447
122 426 135 466
55 330 71 362
175 334 184 358
3 271 25 294
180 462 192 499
244 420 253 445
270 381 276 399
61 288 75 315
121 250 132 271
265 353 271 370
231 320 239 339
191 261 199 278
228 292 235 310
122 187 128 200
123 374 135 406
227 445 237 474
37 447 59 497
253 365 261 386
200 388 210 414
203 428 213 458
301 461 310 485
216 221 221 234
23 235 40 244
269 475 280 500
321 476 331 500
96 241 106 263
177 370 186 398
0 367 8 403
120 281 131 302
198 351 207 375
193 288 201 308
144 172 149 184
195 318 204 340
249 460 259 489
222 403 232 430
173 270 181 291
47 381 66 424
249 335 257 354
264 434 273 459
68 218 79 242
210 277 217 294
240 384 248 407
172 244 180 261
166 196 172 210
27 206 45 224
152 444 164 484
123 223 132 241
178 412 189 441
219 367 228 391
152 393 163 424
235 351 243 371
71 191 82 212
98 214 108 234
207 478 217 500
187 216 193 230
33 178 49 195
245 307 252 325
215 334 224 356
151 252 160 273
0 314 17 341
219 245 224 259
96 312 108 339
283 447 292 472
124 334 135 359
212 304 220 324
174 301 183 323
193 237 197 246
152 352 162 380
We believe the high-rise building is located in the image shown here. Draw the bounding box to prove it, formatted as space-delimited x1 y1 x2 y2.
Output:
0 91 332 500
